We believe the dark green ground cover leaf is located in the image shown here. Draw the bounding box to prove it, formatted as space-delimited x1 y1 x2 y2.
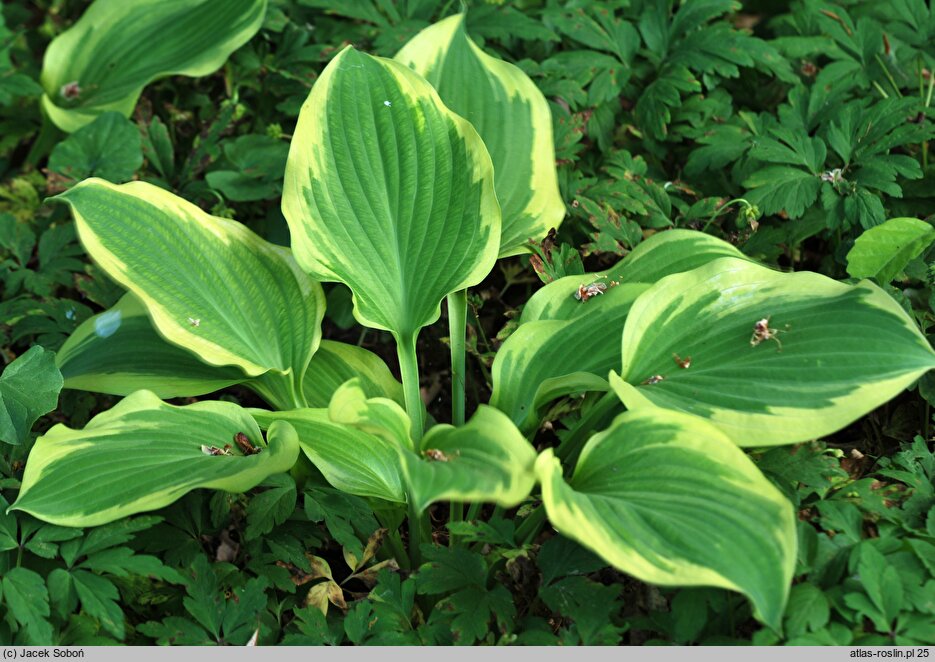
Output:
47 112 143 185
0 345 62 445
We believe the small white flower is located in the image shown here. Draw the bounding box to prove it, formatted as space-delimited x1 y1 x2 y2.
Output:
820 168 844 184
383 100 392 107
188 317 201 327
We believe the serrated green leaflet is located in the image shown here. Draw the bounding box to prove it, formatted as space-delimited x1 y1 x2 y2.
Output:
40 0 267 132
536 408 796 630
396 14 564 256
11 391 299 527
56 179 324 404
742 165 820 219
490 283 646 432
251 407 405 504
56 293 248 399
282 46 500 340
613 258 935 446
402 406 537 513
846 217 935 284
1 567 52 644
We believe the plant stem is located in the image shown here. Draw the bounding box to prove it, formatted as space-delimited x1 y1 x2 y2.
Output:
385 527 410 571
874 54 903 97
700 197 754 234
408 500 423 568
465 502 482 522
925 401 931 441
397 332 427 566
396 332 424 448
555 391 622 468
25 115 64 168
923 72 935 170
447 290 468 544
448 500 463 547
515 503 548 546
448 290 468 427
289 373 307 409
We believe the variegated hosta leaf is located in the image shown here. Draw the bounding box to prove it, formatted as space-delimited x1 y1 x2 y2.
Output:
58 295 401 411
11 391 299 527
521 230 750 323
490 283 647 432
536 408 796 630
254 381 536 513
41 0 267 132
396 14 564 256
250 340 407 412
613 257 935 446
402 405 537 513
488 230 745 428
282 46 500 340
56 293 248 399
327 380 413 452
301 340 405 408
56 179 324 405
250 407 405 503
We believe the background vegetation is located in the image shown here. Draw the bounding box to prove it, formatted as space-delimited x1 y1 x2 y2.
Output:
1 0 934 646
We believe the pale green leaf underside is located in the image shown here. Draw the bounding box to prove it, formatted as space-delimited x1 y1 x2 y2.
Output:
402 406 537 513
615 230 752 287
11 391 299 527
536 408 796 630
56 293 248 398
396 14 564 256
521 230 749 323
846 216 935 283
283 46 500 338
41 0 267 132
301 340 405 408
490 283 646 432
615 258 935 446
250 407 405 503
488 230 745 429
253 393 535 512
327 380 413 452
57 179 324 387
57 293 400 411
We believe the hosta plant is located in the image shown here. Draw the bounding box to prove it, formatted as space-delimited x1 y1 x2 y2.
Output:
9 14 935 633
40 0 268 132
